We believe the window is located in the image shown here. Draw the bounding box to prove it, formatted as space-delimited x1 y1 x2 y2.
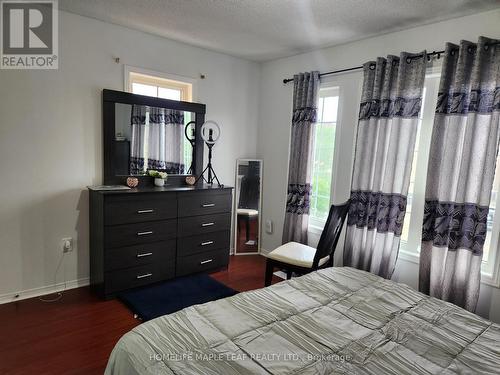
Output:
482 152 500 282
128 71 192 101
400 69 500 286
309 86 340 228
399 72 439 259
400 86 427 243
126 68 195 175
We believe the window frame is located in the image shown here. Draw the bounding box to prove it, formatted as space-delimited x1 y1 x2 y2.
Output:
308 84 341 234
399 66 500 288
124 65 196 102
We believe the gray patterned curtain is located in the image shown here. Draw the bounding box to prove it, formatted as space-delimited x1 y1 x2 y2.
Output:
130 105 185 175
344 53 426 279
130 105 147 174
147 106 185 174
419 37 500 312
282 72 320 244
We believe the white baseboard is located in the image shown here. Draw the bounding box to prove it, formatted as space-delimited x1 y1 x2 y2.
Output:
0 277 90 305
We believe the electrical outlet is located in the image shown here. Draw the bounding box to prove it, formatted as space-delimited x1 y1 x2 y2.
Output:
265 220 273 234
61 237 73 253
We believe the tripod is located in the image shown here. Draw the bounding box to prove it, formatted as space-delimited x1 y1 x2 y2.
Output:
184 121 196 174
195 141 222 187
186 137 195 175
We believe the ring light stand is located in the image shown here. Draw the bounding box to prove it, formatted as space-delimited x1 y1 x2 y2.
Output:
195 120 223 187
184 121 196 174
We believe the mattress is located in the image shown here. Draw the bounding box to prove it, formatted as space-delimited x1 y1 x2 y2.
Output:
105 267 500 374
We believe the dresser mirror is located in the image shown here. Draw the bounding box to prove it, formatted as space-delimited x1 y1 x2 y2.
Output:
103 89 205 185
234 159 262 254
114 103 196 176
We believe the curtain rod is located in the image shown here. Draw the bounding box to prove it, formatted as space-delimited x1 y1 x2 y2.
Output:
282 50 446 84
283 40 500 84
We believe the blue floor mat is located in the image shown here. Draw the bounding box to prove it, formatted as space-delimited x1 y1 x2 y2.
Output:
118 274 238 321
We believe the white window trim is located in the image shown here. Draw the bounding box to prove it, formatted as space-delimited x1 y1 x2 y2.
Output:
308 83 341 233
123 65 198 101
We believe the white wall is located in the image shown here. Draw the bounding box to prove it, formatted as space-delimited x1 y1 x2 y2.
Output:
257 9 500 322
0 10 260 300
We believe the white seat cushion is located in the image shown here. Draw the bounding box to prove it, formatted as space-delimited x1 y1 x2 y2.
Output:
237 208 259 216
266 241 329 268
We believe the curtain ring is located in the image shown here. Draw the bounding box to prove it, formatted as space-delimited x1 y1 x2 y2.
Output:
485 44 489 51
406 56 412 64
369 63 375 70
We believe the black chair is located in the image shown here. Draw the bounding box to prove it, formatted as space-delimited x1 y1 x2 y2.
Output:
265 202 349 286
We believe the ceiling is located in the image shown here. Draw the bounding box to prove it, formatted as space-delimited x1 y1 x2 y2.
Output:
59 0 500 61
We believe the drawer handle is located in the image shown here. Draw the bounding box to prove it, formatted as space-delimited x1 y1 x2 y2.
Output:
201 241 214 246
200 259 213 265
202 203 215 208
137 231 153 236
137 209 154 214
201 222 215 227
136 273 152 279
136 252 153 258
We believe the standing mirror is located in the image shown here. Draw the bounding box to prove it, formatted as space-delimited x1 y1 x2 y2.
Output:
234 159 262 254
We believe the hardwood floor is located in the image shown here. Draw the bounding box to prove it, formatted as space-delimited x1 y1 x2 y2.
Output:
0 254 280 375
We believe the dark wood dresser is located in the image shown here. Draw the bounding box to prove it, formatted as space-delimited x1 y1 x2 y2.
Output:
89 185 232 299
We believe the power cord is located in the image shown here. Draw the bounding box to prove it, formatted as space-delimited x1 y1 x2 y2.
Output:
39 252 67 303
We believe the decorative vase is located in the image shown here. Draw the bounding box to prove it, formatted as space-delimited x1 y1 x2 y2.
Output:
154 178 165 187
185 176 196 186
126 177 139 188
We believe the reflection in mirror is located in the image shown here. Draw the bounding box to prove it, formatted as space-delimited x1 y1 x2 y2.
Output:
114 103 195 176
234 159 262 254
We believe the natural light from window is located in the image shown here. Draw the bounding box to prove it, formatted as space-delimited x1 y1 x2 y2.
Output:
309 87 339 227
483 152 500 264
128 70 194 175
400 87 426 243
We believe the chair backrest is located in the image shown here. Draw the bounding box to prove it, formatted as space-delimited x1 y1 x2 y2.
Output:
312 201 350 269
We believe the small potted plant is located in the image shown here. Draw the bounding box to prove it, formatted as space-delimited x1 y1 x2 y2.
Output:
148 170 168 187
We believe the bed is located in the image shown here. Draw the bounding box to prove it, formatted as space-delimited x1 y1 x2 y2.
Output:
105 267 500 374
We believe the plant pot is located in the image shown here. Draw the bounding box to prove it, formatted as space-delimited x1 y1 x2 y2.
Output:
154 178 165 187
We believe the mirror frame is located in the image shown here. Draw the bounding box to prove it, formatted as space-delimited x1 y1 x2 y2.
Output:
102 89 205 185
234 158 263 255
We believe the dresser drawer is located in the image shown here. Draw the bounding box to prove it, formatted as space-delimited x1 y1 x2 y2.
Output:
176 249 229 277
105 240 176 271
178 213 231 237
105 263 174 294
105 219 177 248
104 195 177 225
178 192 232 217
178 230 230 257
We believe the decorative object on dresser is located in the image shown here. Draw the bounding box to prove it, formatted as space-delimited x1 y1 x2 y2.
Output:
148 170 168 187
185 175 196 186
126 177 138 188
